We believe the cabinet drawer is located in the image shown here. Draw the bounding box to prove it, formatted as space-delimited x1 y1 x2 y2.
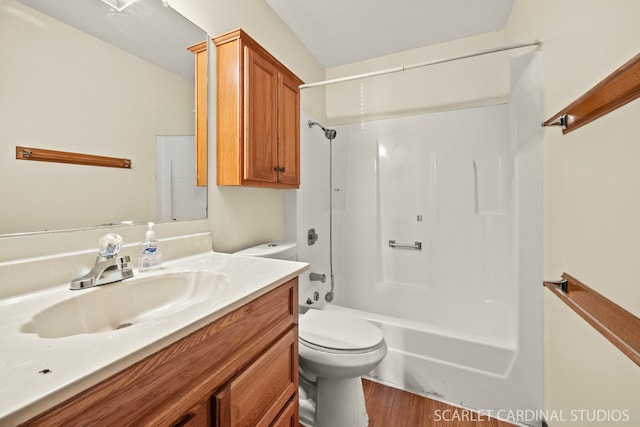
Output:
215 327 298 427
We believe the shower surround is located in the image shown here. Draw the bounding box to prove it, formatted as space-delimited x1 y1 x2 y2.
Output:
290 53 542 423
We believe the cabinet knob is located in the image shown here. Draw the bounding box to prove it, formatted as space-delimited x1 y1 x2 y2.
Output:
274 166 286 173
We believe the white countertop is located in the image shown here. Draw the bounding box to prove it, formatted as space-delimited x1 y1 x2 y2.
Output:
0 251 308 425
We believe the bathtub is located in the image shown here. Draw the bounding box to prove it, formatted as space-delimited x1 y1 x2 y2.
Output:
321 304 524 417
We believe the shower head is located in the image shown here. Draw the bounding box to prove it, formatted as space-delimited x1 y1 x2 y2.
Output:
308 120 337 140
324 128 337 140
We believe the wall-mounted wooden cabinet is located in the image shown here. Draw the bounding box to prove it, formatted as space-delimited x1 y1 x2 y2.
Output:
213 29 304 189
188 40 208 187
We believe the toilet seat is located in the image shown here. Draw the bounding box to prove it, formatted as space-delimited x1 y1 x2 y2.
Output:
299 310 384 353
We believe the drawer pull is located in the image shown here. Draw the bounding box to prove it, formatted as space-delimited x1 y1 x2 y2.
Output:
172 413 195 427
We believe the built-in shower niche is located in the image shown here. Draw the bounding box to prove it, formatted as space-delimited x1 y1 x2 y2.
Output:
473 154 512 216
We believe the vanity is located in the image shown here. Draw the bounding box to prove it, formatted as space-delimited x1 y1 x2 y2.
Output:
0 233 308 426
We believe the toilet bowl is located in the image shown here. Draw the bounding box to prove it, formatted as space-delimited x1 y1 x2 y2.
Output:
234 241 387 427
299 309 387 427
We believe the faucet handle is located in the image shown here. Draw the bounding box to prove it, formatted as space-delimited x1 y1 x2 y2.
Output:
117 255 131 267
98 233 123 258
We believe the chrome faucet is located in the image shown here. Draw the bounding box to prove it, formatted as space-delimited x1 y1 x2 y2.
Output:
70 233 134 290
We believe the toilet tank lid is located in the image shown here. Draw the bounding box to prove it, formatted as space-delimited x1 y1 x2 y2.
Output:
233 241 297 259
299 310 384 351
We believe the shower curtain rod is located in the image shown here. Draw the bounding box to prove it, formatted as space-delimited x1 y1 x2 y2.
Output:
299 40 542 89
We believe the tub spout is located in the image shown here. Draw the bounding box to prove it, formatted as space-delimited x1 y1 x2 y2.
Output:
309 272 326 283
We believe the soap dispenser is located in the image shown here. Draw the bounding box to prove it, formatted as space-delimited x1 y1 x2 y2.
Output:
139 222 162 271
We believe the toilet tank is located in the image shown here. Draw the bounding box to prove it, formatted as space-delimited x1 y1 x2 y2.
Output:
233 241 297 261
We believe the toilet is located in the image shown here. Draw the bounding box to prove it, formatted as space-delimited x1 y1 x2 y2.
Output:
234 241 387 427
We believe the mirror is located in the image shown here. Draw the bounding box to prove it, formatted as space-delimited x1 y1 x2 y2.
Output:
0 0 208 235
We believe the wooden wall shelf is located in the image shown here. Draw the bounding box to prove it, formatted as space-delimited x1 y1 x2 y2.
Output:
544 273 640 366
544 52 640 134
16 146 131 169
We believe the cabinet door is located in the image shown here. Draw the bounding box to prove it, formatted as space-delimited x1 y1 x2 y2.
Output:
215 328 298 427
271 397 299 427
277 73 301 187
244 45 278 183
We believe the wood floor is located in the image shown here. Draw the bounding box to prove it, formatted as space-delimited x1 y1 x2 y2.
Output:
301 379 516 427
362 379 516 426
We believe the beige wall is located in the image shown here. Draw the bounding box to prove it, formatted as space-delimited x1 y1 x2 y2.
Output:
170 0 327 253
506 0 640 424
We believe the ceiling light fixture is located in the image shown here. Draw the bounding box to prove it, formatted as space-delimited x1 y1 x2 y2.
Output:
98 0 140 12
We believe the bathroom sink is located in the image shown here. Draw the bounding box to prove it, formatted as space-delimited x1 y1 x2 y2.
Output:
22 270 229 338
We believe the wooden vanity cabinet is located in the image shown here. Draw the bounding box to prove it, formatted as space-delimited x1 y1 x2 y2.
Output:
213 29 303 189
22 279 299 427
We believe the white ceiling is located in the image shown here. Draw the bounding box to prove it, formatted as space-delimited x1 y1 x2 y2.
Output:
266 0 515 68
16 0 514 77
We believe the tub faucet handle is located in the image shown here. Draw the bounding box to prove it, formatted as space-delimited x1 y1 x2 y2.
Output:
308 228 319 246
